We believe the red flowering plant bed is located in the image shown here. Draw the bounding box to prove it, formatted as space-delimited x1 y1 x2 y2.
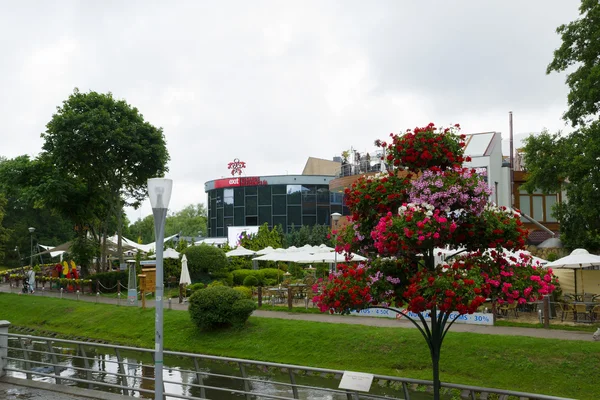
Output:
314 123 557 400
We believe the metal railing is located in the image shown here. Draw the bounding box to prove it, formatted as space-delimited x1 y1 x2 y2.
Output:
0 329 573 400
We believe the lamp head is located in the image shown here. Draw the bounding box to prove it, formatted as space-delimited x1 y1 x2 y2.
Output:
148 178 173 209
28 227 35 234
331 212 342 222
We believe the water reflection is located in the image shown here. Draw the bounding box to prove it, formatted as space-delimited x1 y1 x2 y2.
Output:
6 338 432 400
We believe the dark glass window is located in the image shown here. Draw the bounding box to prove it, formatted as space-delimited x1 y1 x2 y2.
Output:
216 228 223 237
217 208 223 227
303 215 317 226
215 189 223 208
302 185 316 215
330 192 343 204
317 187 330 204
210 219 216 237
246 216 258 225
234 188 245 206
287 185 302 204
317 206 330 225
303 201 316 215
234 207 245 226
288 205 301 226
245 196 257 216
258 206 272 225
245 186 257 195
224 203 233 217
210 198 216 217
273 216 286 229
258 186 271 205
272 185 286 195
273 195 286 215
224 188 234 204
224 217 234 228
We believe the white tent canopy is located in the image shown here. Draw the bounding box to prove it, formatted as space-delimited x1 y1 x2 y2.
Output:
149 248 180 259
544 248 600 296
225 246 256 257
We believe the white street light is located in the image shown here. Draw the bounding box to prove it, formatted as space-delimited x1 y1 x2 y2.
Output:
148 178 173 400
330 213 342 273
28 227 35 268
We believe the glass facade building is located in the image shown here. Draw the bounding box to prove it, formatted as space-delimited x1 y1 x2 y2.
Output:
204 175 344 238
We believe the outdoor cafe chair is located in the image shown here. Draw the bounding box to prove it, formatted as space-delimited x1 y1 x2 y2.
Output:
591 305 600 322
556 302 573 322
498 302 518 318
573 303 590 322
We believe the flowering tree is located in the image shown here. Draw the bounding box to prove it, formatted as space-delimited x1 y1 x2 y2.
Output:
314 123 556 399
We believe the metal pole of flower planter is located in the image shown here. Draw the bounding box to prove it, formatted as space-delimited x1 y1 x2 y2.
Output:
331 213 341 273
148 178 173 400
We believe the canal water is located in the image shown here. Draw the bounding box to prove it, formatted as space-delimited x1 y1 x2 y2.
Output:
6 338 437 400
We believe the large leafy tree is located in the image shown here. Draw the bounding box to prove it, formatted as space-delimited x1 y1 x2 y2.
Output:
0 156 74 268
522 125 600 250
127 203 207 244
40 89 169 268
315 124 556 400
547 0 600 127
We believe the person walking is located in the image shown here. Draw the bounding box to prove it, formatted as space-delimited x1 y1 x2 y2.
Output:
26 268 35 294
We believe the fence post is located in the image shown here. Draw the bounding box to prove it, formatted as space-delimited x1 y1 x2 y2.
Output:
179 284 184 304
543 295 550 329
0 320 9 377
287 287 293 310
96 280 100 294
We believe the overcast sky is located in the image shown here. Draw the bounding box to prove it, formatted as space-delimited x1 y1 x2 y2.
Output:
1 1 580 223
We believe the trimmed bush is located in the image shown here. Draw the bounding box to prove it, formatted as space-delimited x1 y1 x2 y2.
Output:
233 286 252 299
243 275 259 288
186 283 205 295
232 269 256 285
89 271 127 293
188 286 256 330
182 244 228 280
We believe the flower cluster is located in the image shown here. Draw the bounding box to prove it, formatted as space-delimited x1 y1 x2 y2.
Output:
371 204 456 253
409 168 492 216
402 261 487 314
386 123 471 171
312 263 372 314
476 250 558 304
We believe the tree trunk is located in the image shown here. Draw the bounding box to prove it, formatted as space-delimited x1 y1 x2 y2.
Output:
116 197 124 266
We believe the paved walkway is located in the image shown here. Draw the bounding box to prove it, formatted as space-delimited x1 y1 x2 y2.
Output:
0 377 128 400
0 282 595 341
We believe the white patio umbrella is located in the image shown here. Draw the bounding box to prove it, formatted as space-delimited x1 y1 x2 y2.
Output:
179 254 191 286
225 245 256 257
297 251 367 264
545 248 600 296
255 246 275 255
149 248 180 259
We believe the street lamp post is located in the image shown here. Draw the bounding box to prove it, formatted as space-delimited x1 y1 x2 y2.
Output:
148 178 173 400
330 213 341 273
28 227 35 268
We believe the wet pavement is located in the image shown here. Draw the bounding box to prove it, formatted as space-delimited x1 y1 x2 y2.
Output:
0 377 128 400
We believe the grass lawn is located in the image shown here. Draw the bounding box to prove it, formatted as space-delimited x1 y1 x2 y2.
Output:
1 293 597 399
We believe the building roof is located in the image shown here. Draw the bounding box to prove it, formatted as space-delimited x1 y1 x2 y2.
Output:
302 157 341 176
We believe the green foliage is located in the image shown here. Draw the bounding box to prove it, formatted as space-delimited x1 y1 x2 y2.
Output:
522 124 600 251
186 282 205 295
233 285 253 299
127 203 207 244
232 269 257 285
285 224 332 248
89 270 128 293
211 271 234 286
242 275 259 288
239 223 283 250
0 194 10 262
547 253 559 262
547 0 600 126
163 258 181 281
188 285 256 330
182 244 228 280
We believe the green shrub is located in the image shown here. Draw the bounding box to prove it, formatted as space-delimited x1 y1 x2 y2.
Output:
212 271 234 286
547 252 559 262
232 269 256 285
182 244 228 280
89 271 127 293
233 286 252 299
260 268 283 284
243 275 259 288
207 280 224 287
188 286 256 330
186 283 205 295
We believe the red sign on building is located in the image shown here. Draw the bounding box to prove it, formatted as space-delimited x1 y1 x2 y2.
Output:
213 176 268 189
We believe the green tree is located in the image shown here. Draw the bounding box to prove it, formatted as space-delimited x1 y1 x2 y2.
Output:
547 0 600 126
182 244 228 281
0 193 10 262
522 124 600 250
40 88 169 268
238 223 283 251
165 203 207 237
0 156 74 268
